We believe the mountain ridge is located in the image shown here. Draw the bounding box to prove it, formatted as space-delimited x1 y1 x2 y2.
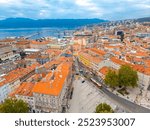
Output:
0 18 108 28
135 17 150 22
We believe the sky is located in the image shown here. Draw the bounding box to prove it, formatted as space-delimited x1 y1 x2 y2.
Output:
0 0 149 20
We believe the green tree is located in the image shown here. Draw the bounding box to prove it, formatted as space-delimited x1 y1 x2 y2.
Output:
118 65 138 88
104 65 138 89
104 69 119 88
0 98 29 113
96 103 114 113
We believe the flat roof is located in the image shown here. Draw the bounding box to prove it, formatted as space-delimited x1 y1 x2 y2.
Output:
24 49 40 52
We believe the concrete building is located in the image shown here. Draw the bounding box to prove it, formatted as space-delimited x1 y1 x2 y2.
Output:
0 78 9 103
47 44 67 50
78 48 106 71
0 63 39 103
30 40 49 50
32 61 72 112
0 39 17 49
16 40 30 50
97 57 150 90
0 44 13 61
36 55 50 65
9 82 35 112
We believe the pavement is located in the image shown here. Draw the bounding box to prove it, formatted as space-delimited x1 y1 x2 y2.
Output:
76 59 150 113
94 75 150 113
68 76 127 113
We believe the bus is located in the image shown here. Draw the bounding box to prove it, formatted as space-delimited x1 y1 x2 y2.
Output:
90 78 102 88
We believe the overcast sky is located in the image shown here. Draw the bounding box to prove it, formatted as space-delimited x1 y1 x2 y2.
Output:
0 0 149 20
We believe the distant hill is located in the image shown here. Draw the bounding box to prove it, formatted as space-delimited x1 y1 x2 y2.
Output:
135 17 150 22
0 18 108 28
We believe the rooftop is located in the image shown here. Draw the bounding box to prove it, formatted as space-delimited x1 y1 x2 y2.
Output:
0 63 40 88
9 82 35 97
32 61 72 96
79 51 102 64
90 48 106 56
30 40 50 45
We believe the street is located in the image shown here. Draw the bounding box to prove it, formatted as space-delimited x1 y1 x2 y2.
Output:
76 57 150 113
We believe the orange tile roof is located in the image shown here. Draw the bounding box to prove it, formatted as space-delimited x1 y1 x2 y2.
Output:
99 67 109 75
111 57 150 75
0 78 7 87
135 51 149 57
145 60 150 67
44 62 56 70
43 57 65 70
113 51 121 55
79 52 102 64
9 82 35 97
16 40 30 45
25 53 40 59
111 57 132 66
43 71 53 81
0 39 16 42
133 57 143 62
45 49 62 55
90 48 106 56
30 73 44 82
105 45 121 49
0 63 40 88
99 67 116 76
32 62 72 96
133 65 150 75
31 40 49 45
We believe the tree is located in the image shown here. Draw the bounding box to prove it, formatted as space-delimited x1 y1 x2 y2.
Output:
0 98 29 113
104 65 138 89
104 70 119 88
118 65 138 88
96 103 114 113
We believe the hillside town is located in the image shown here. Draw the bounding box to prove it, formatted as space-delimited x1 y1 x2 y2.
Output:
0 20 150 113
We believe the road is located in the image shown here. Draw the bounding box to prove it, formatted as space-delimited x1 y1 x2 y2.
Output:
97 76 150 113
76 58 150 113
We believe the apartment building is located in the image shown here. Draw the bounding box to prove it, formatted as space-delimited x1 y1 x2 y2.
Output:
43 49 62 59
9 82 35 112
78 48 106 71
0 44 13 61
0 39 17 49
97 57 150 90
0 78 9 103
32 61 72 113
30 40 49 50
0 75 20 103
15 40 30 49
47 44 67 50
0 63 39 103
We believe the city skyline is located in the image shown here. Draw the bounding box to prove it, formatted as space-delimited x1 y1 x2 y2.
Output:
0 0 150 20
